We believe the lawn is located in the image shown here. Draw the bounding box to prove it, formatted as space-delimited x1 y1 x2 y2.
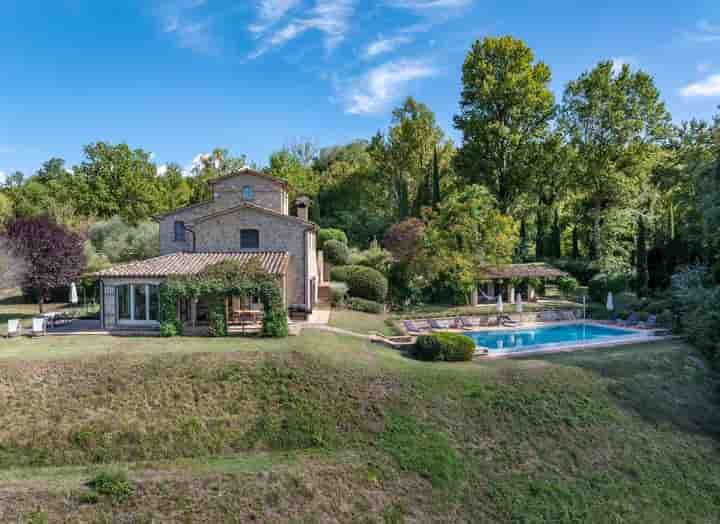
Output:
329 308 397 335
1 330 719 522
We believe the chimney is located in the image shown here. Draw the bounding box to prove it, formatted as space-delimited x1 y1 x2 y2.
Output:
295 196 310 222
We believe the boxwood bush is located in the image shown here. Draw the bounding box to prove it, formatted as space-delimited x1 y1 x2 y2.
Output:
330 265 388 302
413 332 475 362
323 239 351 265
346 297 384 314
318 228 348 248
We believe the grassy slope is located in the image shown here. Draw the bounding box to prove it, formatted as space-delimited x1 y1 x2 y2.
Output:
0 332 719 522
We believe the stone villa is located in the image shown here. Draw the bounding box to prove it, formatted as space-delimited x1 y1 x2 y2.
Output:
93 168 322 332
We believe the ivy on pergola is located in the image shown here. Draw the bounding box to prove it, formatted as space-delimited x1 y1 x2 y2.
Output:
158 259 289 338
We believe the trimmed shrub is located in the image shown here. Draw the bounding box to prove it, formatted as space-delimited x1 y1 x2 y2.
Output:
330 265 388 302
413 332 475 362
346 297 384 314
329 282 348 307
614 291 641 312
323 239 351 265
349 246 393 275
318 228 348 248
557 276 579 297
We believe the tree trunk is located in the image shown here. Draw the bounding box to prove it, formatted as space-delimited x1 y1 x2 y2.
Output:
38 294 44 314
535 209 545 258
572 226 580 259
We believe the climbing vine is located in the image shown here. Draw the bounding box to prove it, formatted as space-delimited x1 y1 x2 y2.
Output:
158 259 289 338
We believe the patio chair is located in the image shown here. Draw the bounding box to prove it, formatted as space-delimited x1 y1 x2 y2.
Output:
639 315 657 329
403 320 429 334
31 317 46 337
7 319 22 338
561 310 576 321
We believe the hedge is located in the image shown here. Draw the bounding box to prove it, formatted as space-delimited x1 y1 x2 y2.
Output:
413 332 475 362
318 228 348 248
323 239 351 265
346 297 384 314
330 265 388 302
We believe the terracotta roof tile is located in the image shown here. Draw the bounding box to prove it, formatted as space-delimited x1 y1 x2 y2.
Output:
91 251 289 278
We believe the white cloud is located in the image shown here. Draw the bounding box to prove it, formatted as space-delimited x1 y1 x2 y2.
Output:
341 59 436 114
157 164 168 176
154 0 217 54
362 35 412 59
0 171 6 184
680 74 720 97
686 20 720 43
250 0 354 58
250 0 301 33
386 0 472 10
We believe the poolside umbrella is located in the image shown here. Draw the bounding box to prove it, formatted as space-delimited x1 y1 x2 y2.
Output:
69 283 78 305
497 294 504 313
606 291 614 312
516 293 523 313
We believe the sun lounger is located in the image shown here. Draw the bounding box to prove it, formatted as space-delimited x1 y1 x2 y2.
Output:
31 317 46 337
538 310 557 322
460 317 476 330
7 319 21 338
499 315 519 327
560 310 576 321
428 319 449 331
403 320 429 334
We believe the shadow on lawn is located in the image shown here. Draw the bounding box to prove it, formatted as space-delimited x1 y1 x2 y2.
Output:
534 342 720 439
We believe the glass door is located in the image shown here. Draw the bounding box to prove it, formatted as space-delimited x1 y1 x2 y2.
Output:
117 284 159 324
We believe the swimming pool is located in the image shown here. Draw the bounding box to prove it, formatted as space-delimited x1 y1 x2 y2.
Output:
465 323 642 354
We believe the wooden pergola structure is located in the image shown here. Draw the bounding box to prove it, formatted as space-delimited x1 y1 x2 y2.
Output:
473 263 569 305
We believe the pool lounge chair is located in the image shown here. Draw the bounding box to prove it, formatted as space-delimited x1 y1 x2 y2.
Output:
7 319 22 338
499 315 519 327
639 315 657 329
459 317 476 330
403 320 429 334
609 312 621 324
560 310 576 321
428 318 449 331
538 310 557 322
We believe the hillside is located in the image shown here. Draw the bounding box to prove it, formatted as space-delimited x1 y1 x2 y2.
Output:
1 331 719 522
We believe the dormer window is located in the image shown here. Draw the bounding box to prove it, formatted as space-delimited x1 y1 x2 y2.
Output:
174 221 186 242
242 185 254 201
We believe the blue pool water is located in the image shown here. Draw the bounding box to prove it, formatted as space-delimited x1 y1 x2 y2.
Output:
466 323 638 353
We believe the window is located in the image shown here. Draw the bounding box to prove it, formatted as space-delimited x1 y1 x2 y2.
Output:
174 221 186 242
242 185 254 201
116 284 159 323
240 229 259 249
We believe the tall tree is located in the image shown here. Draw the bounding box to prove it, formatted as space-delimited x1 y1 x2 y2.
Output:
454 36 555 213
370 97 446 220
6 215 86 312
158 163 192 211
559 61 671 265
636 214 649 294
73 142 162 223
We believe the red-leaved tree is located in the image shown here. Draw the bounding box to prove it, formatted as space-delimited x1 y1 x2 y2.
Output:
6 215 86 312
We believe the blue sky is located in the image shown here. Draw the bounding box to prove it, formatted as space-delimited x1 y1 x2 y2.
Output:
1 0 720 178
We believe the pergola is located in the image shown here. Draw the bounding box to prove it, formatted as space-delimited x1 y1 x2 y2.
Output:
473 263 569 305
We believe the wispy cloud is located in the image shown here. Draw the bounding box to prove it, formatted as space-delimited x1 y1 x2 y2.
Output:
386 0 472 10
340 59 436 114
153 0 218 54
680 74 720 97
362 35 413 60
250 0 354 58
686 20 720 44
249 0 302 34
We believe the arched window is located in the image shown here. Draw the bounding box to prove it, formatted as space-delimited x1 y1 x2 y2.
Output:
242 185 254 201
174 220 186 242
240 229 260 249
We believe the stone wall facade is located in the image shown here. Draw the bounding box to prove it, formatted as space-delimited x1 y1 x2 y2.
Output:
192 206 311 305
